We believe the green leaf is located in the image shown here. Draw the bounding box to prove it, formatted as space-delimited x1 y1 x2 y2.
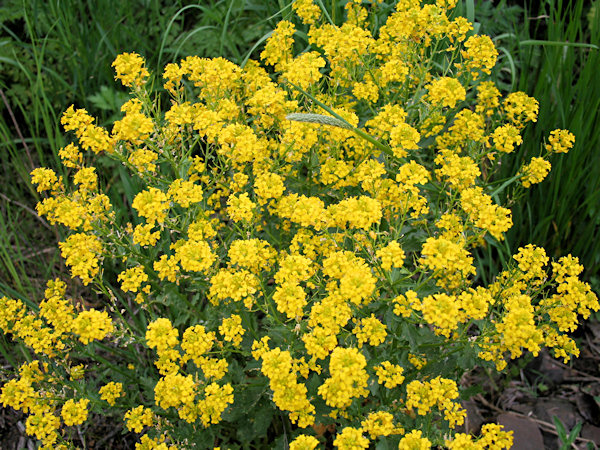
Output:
252 405 274 437
286 113 353 130
87 85 128 112
376 437 390 450
552 416 568 442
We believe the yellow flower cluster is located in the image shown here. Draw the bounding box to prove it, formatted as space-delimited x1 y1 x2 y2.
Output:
375 240 405 271
353 315 387 347
289 434 319 450
318 347 369 409
219 314 245 347
520 156 551 188
333 426 369 449
405 377 466 427
125 405 153 432
118 265 149 293
61 398 89 426
375 361 405 389
492 124 523 153
460 35 498 78
99 382 124 406
112 52 150 87
129 148 158 173
420 237 476 289
460 186 513 240
546 128 575 153
132 187 170 225
426 77 466 108
72 309 114 344
196 382 234 427
259 348 315 427
398 430 431 449
113 99 154 144
446 423 513 449
292 0 321 25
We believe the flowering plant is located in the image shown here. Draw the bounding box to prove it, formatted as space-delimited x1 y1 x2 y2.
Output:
2 0 597 448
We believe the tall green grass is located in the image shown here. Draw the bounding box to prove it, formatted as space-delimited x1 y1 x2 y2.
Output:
494 0 600 286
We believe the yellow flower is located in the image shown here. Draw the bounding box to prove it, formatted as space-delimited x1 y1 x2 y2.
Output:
58 142 83 168
72 309 114 344
181 325 215 366
61 398 90 426
426 77 466 108
227 192 256 223
328 196 382 230
545 129 575 153
479 423 513 449
261 20 296 71
112 99 154 144
390 123 420 158
393 291 418 318
318 347 368 409
405 377 465 427
174 238 217 273
461 34 498 77
228 238 276 274
135 435 170 450
146 318 179 352
197 383 234 427
30 168 61 193
476 81 500 116
261 348 315 427
353 315 387 347
520 157 551 188
219 315 245 347
273 281 307 319
118 265 148 293
168 179 203 208
128 148 158 173
332 427 369 449
503 91 539 127
290 434 319 450
460 187 513 240
420 237 475 289
374 361 405 389
254 172 286 204
124 405 153 433
376 241 405 271
492 124 523 153
112 52 150 87
59 233 102 285
133 223 160 247
99 382 124 406
283 52 326 90
25 407 60 446
154 372 196 410
132 187 170 225
292 0 321 25
209 269 259 308
361 411 397 439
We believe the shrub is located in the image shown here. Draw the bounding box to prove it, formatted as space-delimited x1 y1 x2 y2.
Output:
1 0 597 448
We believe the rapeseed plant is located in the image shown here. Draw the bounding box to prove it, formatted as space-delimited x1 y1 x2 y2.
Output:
0 0 597 448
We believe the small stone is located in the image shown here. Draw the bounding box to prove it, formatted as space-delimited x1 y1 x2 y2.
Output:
497 413 545 450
